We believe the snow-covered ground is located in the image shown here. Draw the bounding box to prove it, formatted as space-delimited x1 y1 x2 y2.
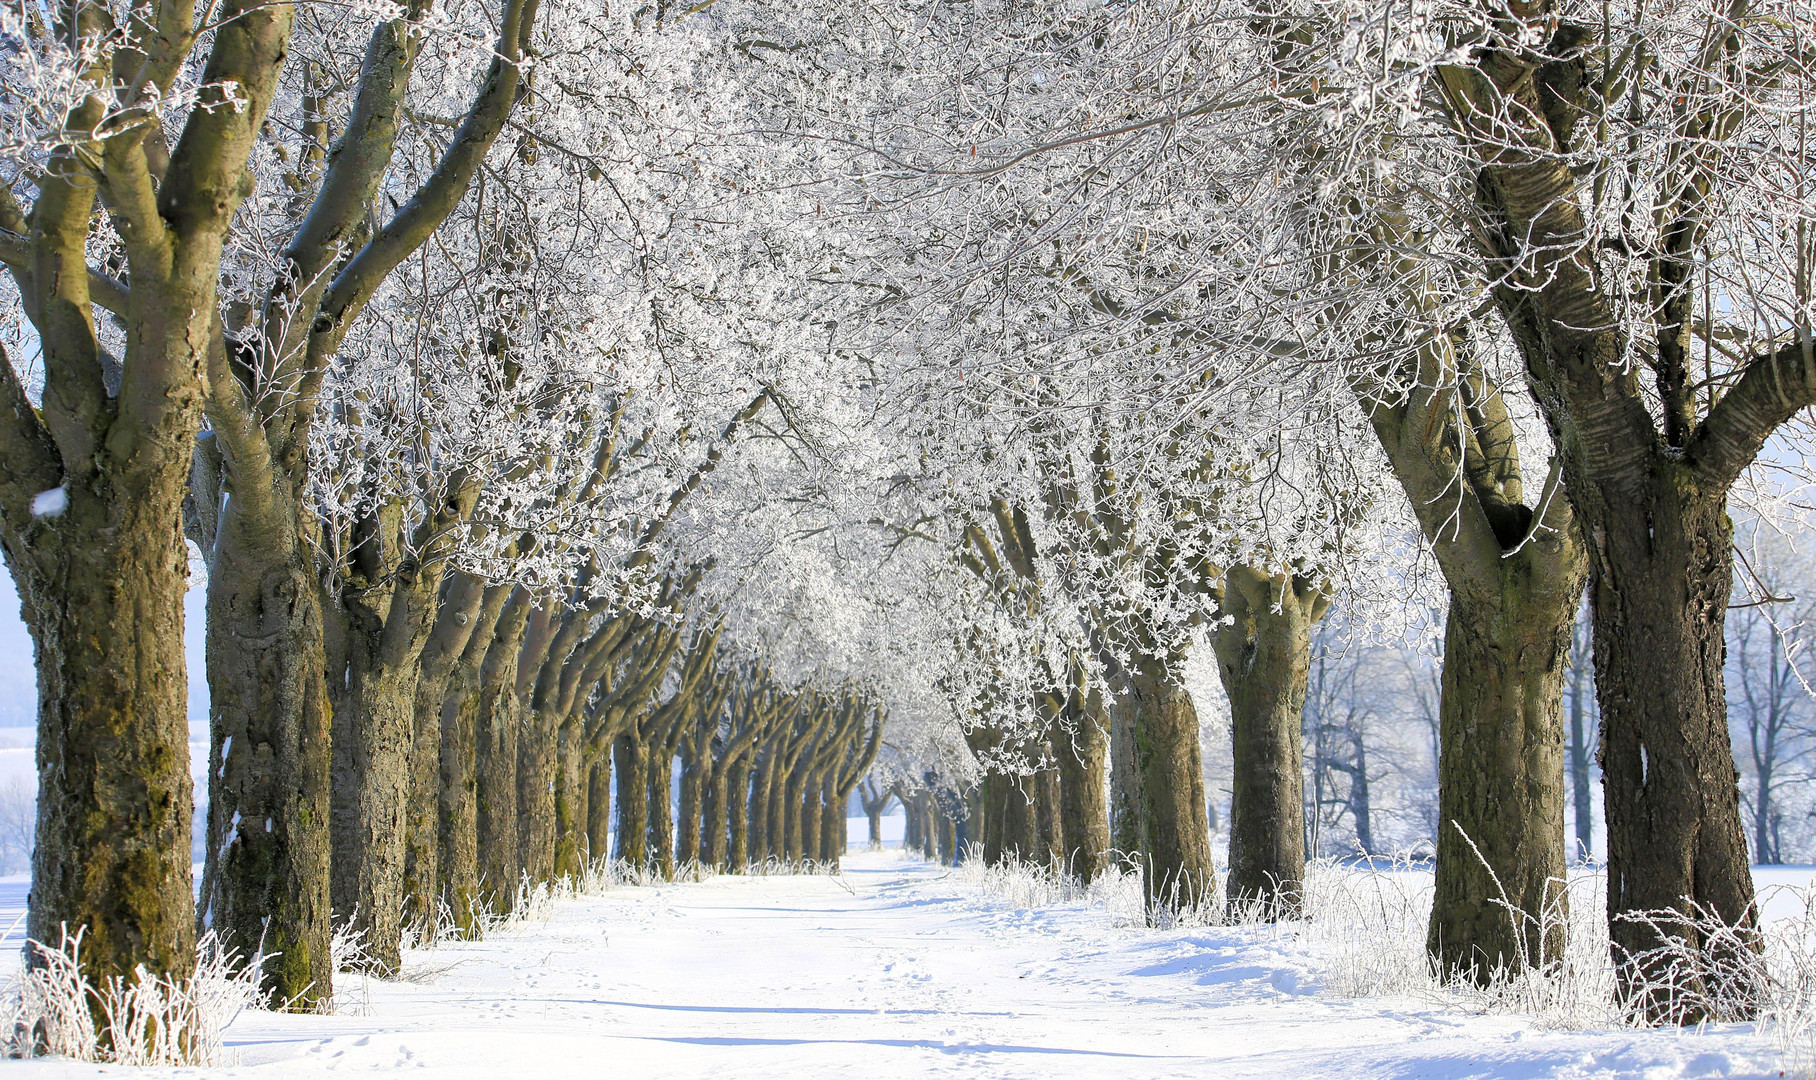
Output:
5 829 1811 1079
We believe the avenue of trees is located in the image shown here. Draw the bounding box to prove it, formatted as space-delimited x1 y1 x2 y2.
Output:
0 0 1811 1032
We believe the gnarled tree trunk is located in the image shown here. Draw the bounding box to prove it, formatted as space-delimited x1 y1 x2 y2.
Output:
1211 566 1327 919
1130 654 1214 912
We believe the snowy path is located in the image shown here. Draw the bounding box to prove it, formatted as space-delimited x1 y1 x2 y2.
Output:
10 850 1790 1079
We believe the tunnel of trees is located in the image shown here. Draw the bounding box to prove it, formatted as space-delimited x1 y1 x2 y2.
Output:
0 0 1810 1034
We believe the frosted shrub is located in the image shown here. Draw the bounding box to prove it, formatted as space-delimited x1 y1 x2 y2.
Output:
0 927 264 1066
1761 884 1816 1078
955 844 1087 909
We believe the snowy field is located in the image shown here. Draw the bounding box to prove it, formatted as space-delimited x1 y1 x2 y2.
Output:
2 825 1813 1079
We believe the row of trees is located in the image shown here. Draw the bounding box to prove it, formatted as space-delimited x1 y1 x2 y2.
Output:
0 0 1811 1031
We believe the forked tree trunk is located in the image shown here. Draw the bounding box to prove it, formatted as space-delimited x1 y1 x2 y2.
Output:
1130 655 1215 912
1211 568 1326 919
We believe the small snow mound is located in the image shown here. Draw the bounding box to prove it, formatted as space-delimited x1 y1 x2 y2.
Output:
30 487 66 517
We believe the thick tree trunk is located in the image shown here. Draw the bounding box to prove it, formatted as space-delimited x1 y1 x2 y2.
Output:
1130 655 1215 912
553 719 586 881
1593 491 1758 1018
646 747 675 879
980 773 1010 863
25 497 200 987
1427 588 1573 980
747 749 776 863
1211 568 1323 919
436 582 507 938
702 765 727 869
1056 692 1111 881
475 595 529 914
728 759 753 869
438 659 483 936
677 746 704 869
829 776 846 859
328 628 422 974
586 754 612 866
997 774 1038 864
517 707 559 887
614 732 649 868
405 572 488 937
903 790 923 854
198 499 331 1007
1033 753 1065 868
782 766 808 862
1107 679 1142 865
800 774 823 863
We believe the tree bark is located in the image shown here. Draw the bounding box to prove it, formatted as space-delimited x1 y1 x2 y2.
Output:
517 706 559 888
646 742 675 879
1593 490 1758 1016
702 756 727 869
1107 678 1142 865
28 495 200 985
677 738 705 869
475 592 530 913
198 492 331 1006
1056 688 1111 881
586 754 613 866
728 758 753 869
1430 22 1790 1014
1210 566 1326 919
747 745 776 863
1130 654 1215 912
437 583 509 936
405 571 488 935
614 731 649 869
1427 588 1573 978
553 719 586 880
328 599 432 974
